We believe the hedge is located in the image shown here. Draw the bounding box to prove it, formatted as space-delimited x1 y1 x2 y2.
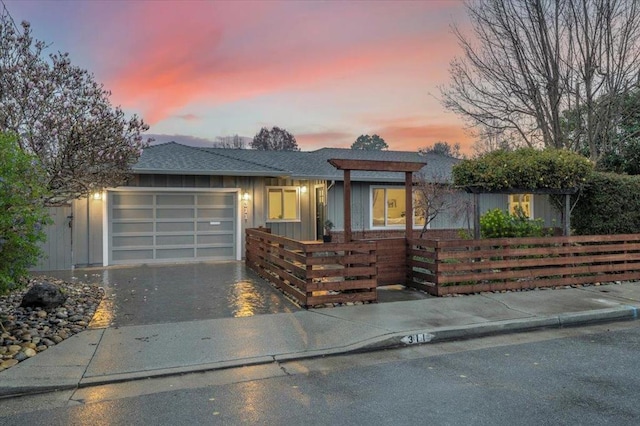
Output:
453 148 593 191
571 172 640 235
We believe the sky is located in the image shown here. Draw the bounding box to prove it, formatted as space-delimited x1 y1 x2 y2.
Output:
4 0 474 153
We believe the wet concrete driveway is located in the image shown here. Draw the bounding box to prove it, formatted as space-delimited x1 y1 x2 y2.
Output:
39 261 433 328
41 262 300 327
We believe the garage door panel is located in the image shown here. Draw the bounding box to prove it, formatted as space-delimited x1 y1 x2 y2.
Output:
197 247 235 258
197 208 233 219
112 222 154 233
156 222 194 232
113 235 154 247
197 234 234 244
157 208 195 219
113 208 153 220
197 220 234 232
113 249 154 261
156 194 195 205
197 194 234 205
156 235 195 246
113 194 153 206
110 191 237 264
156 248 195 259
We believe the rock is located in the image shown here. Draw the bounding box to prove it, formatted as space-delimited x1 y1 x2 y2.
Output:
13 351 27 361
20 282 67 310
37 310 48 318
23 348 36 357
1 359 19 368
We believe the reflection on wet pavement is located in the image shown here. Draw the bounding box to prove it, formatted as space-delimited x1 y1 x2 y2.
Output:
40 262 300 327
37 262 433 327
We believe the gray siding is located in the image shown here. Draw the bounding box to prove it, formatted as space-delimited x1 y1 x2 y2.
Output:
72 174 320 265
32 205 73 271
73 196 104 267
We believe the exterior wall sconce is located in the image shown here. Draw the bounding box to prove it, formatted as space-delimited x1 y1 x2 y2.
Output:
300 185 308 194
242 192 250 201
92 192 102 200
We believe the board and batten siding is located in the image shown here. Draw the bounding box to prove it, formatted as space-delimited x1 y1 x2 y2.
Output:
70 174 321 266
32 205 73 271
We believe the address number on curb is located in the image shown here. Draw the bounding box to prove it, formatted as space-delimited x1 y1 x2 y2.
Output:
401 333 434 345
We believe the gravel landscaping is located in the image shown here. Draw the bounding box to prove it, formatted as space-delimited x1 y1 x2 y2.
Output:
0 276 104 372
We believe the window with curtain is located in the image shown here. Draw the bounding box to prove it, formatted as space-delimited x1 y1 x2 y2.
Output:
267 187 299 221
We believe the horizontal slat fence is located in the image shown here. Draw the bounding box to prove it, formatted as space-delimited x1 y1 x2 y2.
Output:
408 234 640 296
246 228 377 307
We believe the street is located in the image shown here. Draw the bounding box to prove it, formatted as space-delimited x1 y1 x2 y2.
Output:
2 321 639 425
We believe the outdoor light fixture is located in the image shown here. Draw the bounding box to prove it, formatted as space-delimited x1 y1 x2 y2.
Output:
92 192 102 200
300 185 308 194
242 192 250 201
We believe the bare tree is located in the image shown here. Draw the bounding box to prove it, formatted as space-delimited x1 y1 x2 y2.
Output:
251 127 299 151
413 171 472 238
213 134 246 149
441 0 640 162
419 141 463 158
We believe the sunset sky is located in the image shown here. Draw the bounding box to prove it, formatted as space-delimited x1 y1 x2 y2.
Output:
5 0 474 153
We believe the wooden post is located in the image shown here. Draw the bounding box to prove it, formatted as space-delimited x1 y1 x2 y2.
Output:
344 169 352 242
405 171 413 239
564 193 571 236
473 192 481 240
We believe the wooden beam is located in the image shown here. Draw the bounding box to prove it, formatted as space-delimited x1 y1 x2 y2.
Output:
344 169 352 242
328 158 426 172
405 171 413 239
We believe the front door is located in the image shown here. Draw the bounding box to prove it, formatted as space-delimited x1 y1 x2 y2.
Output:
315 186 326 240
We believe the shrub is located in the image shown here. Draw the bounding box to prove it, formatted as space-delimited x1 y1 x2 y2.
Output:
571 172 640 235
0 133 51 293
453 148 593 191
480 208 549 239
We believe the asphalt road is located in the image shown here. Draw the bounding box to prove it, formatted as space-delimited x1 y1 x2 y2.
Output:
2 322 639 425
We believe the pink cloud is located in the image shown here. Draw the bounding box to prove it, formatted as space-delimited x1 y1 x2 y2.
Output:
85 1 464 124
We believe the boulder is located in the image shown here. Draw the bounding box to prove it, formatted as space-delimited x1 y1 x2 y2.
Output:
20 282 67 310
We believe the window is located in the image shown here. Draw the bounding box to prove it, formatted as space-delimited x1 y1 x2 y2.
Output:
267 187 299 221
509 194 533 218
371 187 424 228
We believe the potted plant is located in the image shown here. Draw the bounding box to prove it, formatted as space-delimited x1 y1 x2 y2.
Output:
322 219 334 242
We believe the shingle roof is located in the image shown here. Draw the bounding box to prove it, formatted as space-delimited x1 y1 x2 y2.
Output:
134 142 288 176
135 142 459 182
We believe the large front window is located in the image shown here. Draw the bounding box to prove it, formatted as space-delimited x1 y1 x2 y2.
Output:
267 187 299 221
371 187 425 228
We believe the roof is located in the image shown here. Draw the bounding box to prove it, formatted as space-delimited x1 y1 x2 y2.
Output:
134 142 459 182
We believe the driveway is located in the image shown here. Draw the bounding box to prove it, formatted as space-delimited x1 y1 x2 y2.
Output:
40 262 300 327
38 261 432 328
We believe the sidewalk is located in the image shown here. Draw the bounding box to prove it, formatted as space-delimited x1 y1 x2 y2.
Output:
1 282 639 398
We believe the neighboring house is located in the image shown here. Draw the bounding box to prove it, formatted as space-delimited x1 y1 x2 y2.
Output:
32 142 561 270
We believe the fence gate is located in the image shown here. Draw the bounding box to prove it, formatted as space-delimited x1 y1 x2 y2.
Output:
32 205 73 271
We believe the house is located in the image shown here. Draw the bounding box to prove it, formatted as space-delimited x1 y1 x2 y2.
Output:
33 142 561 271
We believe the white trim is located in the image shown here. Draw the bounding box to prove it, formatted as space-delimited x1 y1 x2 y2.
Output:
236 190 242 260
105 187 242 265
265 185 301 222
369 185 426 230
102 191 109 266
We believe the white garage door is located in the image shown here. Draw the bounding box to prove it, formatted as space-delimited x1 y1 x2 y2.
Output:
109 190 237 264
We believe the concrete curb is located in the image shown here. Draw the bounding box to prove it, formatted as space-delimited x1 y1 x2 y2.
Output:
1 305 638 399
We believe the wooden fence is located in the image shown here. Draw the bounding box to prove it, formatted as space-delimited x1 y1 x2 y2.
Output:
408 234 640 296
246 228 377 307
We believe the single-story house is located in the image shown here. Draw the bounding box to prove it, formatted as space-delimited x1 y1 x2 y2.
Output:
33 142 561 271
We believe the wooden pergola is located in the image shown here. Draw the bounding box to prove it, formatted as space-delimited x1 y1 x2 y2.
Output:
464 186 579 238
328 159 427 242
